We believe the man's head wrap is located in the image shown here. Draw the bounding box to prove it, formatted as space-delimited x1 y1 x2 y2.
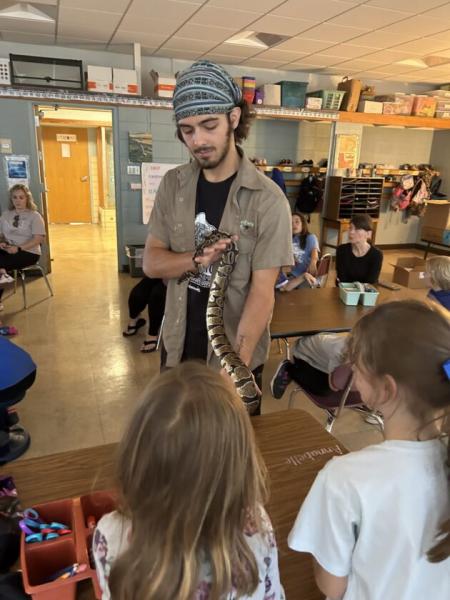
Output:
173 60 242 122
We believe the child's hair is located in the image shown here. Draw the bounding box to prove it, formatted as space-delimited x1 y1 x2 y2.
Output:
347 300 450 563
8 184 37 211
108 362 268 600
426 256 450 291
292 212 311 250
350 214 373 231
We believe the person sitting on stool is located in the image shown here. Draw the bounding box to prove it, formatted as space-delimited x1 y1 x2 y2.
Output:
0 337 36 464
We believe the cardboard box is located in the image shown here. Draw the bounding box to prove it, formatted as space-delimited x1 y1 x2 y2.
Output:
421 226 450 245
113 68 138 95
392 257 428 289
422 202 450 229
305 96 322 109
86 66 113 93
412 95 437 117
256 84 281 106
150 70 176 98
358 100 383 113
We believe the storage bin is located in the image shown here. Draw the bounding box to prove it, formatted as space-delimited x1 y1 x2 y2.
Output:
358 100 383 114
377 93 414 115
305 96 322 109
256 84 281 106
412 95 437 117
339 283 362 306
125 244 145 277
306 90 346 110
435 110 450 119
360 285 379 306
277 81 308 108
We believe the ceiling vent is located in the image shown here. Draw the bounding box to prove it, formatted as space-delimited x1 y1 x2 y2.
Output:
225 30 289 49
0 2 54 22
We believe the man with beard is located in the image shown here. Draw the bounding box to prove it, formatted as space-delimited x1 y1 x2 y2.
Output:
144 61 292 412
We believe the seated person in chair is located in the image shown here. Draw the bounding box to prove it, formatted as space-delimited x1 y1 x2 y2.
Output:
270 332 348 399
335 214 382 285
0 337 36 463
425 256 450 310
0 184 45 309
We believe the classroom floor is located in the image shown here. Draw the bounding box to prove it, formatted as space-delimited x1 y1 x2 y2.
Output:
1 223 432 461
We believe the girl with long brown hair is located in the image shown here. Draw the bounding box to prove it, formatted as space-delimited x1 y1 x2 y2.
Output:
93 362 284 600
288 300 449 600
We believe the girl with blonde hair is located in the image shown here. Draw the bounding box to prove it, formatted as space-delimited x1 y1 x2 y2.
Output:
93 362 284 600
288 300 449 600
426 255 450 310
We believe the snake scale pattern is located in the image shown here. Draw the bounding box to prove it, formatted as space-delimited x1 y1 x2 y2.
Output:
178 230 260 414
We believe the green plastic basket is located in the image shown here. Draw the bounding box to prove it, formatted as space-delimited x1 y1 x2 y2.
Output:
306 90 346 110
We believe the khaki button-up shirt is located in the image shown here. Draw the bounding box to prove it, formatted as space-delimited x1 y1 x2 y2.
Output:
148 152 293 370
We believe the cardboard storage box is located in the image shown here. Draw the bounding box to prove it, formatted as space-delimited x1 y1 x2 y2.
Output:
358 100 383 113
412 95 437 117
377 93 414 115
392 257 428 289
421 226 450 246
305 96 322 109
86 65 113 93
150 70 176 98
422 202 450 229
257 84 281 106
113 68 138 95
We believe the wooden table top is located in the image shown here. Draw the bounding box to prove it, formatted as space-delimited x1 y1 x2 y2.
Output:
271 285 411 339
2 409 345 600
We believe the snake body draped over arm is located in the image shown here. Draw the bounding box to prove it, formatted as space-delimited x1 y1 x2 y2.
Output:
178 230 261 414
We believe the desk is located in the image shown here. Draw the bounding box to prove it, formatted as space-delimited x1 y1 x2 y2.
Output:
271 286 410 340
3 409 344 600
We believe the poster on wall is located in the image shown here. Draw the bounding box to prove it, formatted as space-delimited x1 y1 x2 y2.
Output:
129 132 153 163
4 155 30 188
334 134 360 171
141 162 180 224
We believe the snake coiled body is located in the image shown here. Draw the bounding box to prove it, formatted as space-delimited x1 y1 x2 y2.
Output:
179 230 260 414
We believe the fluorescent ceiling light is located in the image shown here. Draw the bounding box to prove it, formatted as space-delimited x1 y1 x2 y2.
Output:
225 30 289 49
0 2 54 22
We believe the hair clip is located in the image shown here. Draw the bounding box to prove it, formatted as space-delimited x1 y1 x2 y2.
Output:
443 359 450 381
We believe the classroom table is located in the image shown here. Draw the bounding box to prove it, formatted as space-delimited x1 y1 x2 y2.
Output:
3 409 345 600
271 285 411 341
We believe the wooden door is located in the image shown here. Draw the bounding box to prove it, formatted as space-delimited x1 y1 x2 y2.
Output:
41 127 91 223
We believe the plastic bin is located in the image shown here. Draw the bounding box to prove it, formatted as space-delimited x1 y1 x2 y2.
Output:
125 244 145 277
339 282 362 306
306 90 346 110
360 285 379 306
277 81 308 108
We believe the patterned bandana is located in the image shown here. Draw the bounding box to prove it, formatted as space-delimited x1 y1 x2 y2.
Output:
173 60 242 122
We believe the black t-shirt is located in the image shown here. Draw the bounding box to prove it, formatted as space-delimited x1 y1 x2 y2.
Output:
182 171 237 361
335 243 383 284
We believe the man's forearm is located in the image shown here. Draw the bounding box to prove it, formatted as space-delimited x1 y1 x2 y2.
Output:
236 279 276 367
144 246 194 279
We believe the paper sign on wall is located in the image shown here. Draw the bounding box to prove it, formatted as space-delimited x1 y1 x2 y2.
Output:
4 154 29 187
61 143 71 158
56 134 77 142
141 162 180 224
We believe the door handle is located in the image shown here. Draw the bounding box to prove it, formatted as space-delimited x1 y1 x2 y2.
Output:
81 176 89 182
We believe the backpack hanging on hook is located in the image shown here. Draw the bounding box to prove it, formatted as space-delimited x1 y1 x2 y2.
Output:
295 175 323 221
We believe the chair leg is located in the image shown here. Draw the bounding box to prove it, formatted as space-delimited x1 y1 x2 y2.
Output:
39 268 54 297
287 387 300 409
156 315 165 351
20 272 27 309
325 410 336 432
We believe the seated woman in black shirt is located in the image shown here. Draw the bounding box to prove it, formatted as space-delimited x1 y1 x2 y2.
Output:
336 214 383 285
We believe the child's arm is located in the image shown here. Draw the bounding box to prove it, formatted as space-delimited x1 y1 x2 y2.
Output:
313 559 348 600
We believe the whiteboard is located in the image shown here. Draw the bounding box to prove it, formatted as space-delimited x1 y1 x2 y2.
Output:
141 162 180 224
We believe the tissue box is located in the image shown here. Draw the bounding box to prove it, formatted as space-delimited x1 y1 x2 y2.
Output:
412 95 437 118
391 257 427 289
86 66 113 93
113 68 138 95
257 84 281 106
358 100 383 113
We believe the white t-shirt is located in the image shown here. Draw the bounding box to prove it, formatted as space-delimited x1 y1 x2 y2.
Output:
292 333 348 374
288 439 450 600
0 209 45 255
93 506 285 600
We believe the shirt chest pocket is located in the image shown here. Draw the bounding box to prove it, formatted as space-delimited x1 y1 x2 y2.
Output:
169 222 189 252
233 231 257 282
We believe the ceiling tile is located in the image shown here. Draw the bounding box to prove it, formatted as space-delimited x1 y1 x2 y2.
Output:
28 0 57 4
335 58 385 70
207 0 281 10
154 48 204 60
423 4 450 19
0 17 55 34
392 37 450 54
208 44 260 58
374 63 416 74
249 15 318 37
244 57 287 68
352 70 391 79
119 15 187 36
255 48 308 61
430 30 450 43
58 7 121 40
275 37 332 53
202 54 245 64
348 29 416 49
60 0 128 11
57 36 108 46
123 0 201 24
160 37 216 52
366 0 447 12
365 49 420 62
1 31 56 44
319 66 361 74
175 23 237 42
330 6 409 29
297 54 344 66
318 43 376 59
296 23 367 44
190 6 260 29
273 0 355 20
111 30 169 46
382 16 446 39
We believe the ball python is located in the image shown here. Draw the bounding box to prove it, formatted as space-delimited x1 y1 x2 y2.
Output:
178 230 261 414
